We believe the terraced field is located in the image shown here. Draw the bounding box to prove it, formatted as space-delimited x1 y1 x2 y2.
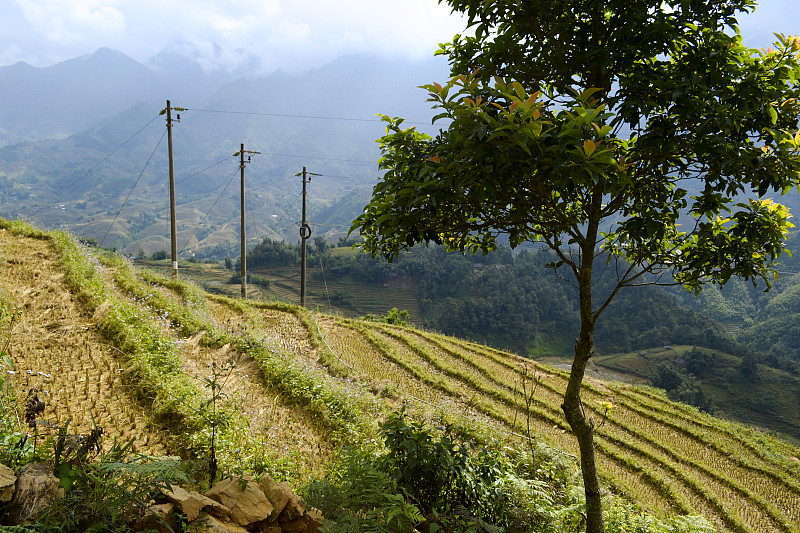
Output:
1 219 799 532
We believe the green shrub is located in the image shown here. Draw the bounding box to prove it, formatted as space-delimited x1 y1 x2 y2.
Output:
7 439 188 533
378 408 508 525
305 447 424 533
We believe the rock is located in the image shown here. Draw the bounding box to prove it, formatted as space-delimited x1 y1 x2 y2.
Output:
162 485 229 522
304 508 324 533
205 475 273 527
193 514 250 533
278 491 307 523
258 474 292 521
280 513 322 533
0 463 16 502
255 527 282 533
6 463 64 524
134 503 175 533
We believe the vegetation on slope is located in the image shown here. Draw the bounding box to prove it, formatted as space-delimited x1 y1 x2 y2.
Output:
1 220 799 532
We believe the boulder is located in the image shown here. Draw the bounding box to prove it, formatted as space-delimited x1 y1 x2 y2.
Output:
6 463 64 524
255 527 282 533
134 502 176 533
278 491 307 523
280 513 322 533
258 474 292 521
162 485 228 522
205 475 273 527
0 463 16 502
192 514 250 533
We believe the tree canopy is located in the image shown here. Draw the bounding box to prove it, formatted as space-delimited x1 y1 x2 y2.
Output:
351 1 800 530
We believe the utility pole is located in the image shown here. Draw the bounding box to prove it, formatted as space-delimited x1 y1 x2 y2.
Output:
234 144 260 299
296 166 319 307
161 100 184 278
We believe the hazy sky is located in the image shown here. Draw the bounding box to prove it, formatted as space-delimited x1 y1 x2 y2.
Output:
0 0 798 74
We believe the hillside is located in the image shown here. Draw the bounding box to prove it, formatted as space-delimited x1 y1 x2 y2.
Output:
0 52 450 257
1 219 800 532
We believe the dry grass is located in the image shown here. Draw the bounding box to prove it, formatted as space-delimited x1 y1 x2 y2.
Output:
0 229 167 454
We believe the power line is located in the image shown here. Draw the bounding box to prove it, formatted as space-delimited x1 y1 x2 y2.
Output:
259 150 378 164
176 156 234 185
99 128 167 248
184 107 435 126
247 190 261 245
57 114 161 198
179 167 239 253
21 114 162 217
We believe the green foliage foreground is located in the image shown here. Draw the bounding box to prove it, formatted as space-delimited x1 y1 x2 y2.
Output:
305 409 714 533
352 1 800 530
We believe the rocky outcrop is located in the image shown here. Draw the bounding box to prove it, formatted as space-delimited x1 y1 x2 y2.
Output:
162 484 229 522
0 462 323 533
0 463 16 502
204 475 273 527
5 462 64 525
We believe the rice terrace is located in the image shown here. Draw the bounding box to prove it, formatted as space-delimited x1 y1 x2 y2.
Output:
0 218 799 532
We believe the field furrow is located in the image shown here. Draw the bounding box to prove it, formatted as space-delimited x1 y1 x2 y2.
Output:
4 221 800 533
377 326 797 531
0 231 168 454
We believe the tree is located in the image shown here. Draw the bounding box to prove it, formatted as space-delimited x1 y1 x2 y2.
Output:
351 1 800 531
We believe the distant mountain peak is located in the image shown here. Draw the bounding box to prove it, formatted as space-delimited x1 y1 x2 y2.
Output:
146 41 261 79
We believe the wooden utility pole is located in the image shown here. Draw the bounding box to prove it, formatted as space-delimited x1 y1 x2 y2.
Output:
163 100 183 278
234 144 260 299
296 166 319 307
240 145 247 298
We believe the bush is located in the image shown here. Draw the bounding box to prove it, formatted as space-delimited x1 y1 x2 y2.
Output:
304 447 424 533
7 438 189 533
308 408 531 533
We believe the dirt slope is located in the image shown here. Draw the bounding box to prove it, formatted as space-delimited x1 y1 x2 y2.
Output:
0 228 167 453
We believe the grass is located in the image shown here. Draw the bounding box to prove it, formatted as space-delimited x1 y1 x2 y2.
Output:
589 347 800 444
1 219 800 532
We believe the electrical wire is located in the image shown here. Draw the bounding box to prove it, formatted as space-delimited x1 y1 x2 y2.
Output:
259 150 377 164
179 167 239 253
57 114 162 198
184 107 435 126
318 246 332 311
176 156 235 185
247 190 261 245
99 128 167 248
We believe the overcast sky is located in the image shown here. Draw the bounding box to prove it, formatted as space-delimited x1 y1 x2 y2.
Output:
0 0 798 74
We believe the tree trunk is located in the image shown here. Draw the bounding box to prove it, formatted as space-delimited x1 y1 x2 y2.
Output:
562 232 605 532
562 323 605 532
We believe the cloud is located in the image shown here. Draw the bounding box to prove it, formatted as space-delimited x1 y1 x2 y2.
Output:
3 0 466 71
14 0 125 44
6 0 794 75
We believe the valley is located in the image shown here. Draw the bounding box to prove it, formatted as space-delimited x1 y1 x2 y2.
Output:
2 219 799 532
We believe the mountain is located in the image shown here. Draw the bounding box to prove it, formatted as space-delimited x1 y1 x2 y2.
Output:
0 48 156 144
0 47 245 147
0 50 450 256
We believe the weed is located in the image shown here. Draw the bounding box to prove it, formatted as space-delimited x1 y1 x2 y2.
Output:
196 358 238 485
11 438 189 533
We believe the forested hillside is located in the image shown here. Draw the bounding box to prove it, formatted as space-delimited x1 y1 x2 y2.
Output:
677 230 800 374
242 238 743 358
